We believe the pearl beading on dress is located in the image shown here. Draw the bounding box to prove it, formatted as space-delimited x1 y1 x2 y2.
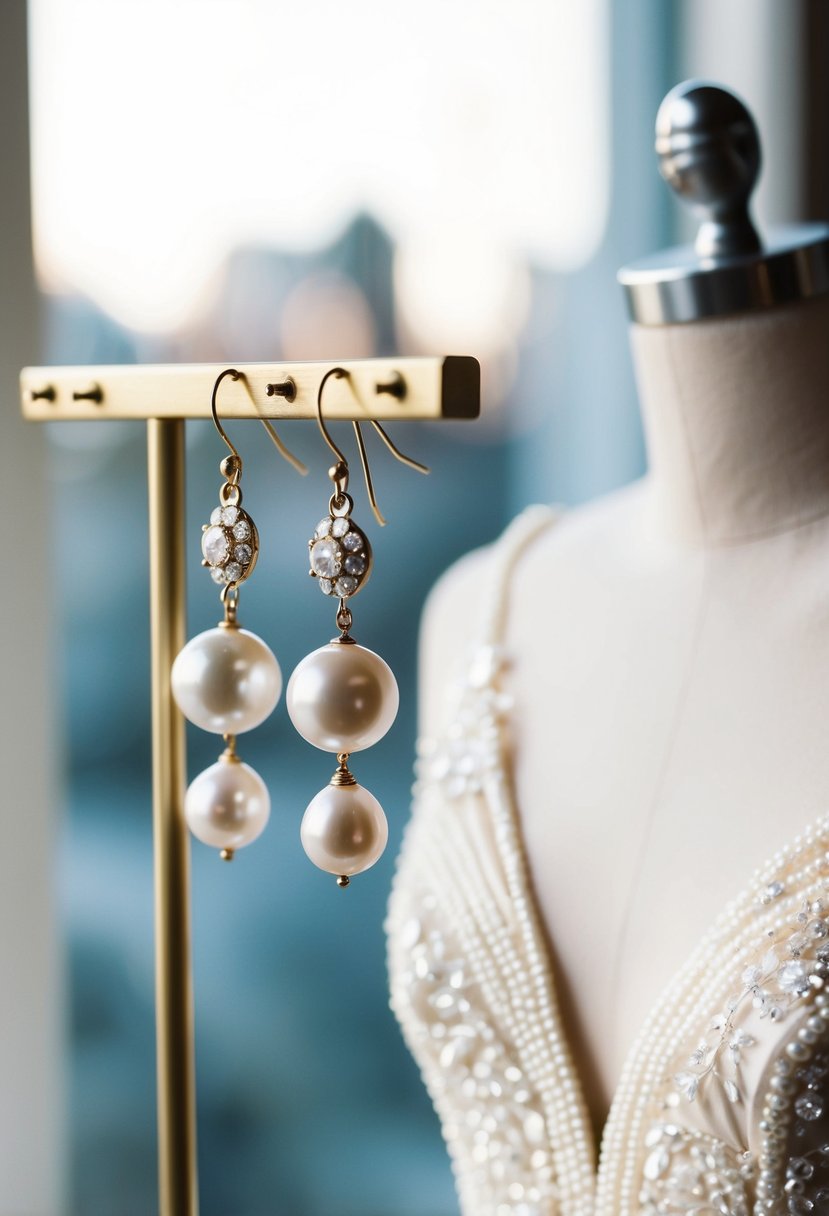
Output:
386 507 829 1216
602 826 829 1216
754 1008 829 1215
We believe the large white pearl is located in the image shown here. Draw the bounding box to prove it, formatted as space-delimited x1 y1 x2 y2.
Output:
184 756 270 851
172 626 282 735
286 642 399 752
300 781 388 876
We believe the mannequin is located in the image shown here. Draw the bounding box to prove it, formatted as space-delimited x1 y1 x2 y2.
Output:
416 84 829 1135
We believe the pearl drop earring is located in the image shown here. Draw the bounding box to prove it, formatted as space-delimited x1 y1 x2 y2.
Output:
172 368 305 861
286 366 428 887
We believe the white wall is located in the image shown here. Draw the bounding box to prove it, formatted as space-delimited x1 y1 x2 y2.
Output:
0 2 63 1211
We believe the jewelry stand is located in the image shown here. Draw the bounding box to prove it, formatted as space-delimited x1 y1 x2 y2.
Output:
20 356 480 1216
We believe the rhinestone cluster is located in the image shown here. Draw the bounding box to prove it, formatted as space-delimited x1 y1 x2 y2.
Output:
308 513 371 599
201 503 258 587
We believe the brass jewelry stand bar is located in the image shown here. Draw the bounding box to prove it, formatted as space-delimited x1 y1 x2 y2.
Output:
20 356 479 422
20 354 480 1216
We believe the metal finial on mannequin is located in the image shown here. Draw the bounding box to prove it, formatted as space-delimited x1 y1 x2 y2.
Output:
656 81 761 259
619 80 829 325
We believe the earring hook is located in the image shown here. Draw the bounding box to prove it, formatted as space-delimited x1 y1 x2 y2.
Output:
211 368 243 469
315 366 350 465
211 367 308 477
316 366 429 527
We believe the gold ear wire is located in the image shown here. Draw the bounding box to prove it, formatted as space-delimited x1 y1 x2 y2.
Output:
315 366 350 466
211 367 308 476
365 419 430 475
316 367 429 527
211 368 243 473
259 418 308 477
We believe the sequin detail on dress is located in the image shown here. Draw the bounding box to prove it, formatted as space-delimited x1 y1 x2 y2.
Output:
414 643 512 802
393 910 560 1215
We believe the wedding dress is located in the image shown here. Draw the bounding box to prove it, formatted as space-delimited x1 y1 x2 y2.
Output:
386 506 829 1216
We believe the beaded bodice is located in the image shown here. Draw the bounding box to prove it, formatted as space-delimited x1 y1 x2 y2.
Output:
386 507 829 1216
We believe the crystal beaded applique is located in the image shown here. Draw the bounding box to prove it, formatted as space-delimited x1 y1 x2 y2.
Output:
755 1036 829 1216
637 1126 753 1216
201 502 259 587
638 852 829 1216
308 513 371 599
414 643 512 802
390 905 562 1216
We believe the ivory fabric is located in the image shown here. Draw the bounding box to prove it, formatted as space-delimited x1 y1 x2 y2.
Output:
387 507 829 1216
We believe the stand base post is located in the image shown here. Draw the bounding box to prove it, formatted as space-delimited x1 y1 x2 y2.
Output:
148 418 198 1216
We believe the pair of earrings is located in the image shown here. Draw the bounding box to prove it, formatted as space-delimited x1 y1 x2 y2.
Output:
171 367 426 887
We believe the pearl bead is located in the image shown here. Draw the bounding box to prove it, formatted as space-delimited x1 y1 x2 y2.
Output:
300 780 388 876
184 755 270 851
287 641 398 752
172 626 282 735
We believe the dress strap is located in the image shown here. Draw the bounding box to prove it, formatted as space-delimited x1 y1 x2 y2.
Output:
479 504 560 647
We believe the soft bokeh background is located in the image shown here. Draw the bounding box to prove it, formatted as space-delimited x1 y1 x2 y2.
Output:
2 1 827 1213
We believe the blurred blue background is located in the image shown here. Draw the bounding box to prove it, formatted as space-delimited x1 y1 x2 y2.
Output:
8 0 820 1212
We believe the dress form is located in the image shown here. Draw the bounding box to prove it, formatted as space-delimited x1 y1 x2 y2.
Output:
417 84 829 1134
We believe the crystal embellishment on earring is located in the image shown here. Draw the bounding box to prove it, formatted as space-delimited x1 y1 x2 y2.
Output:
201 477 259 587
308 510 371 598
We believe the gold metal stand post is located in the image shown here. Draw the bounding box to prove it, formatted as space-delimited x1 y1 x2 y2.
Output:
148 419 198 1216
20 355 479 1216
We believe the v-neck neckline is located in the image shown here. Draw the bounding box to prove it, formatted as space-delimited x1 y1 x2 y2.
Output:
490 673 827 1214
480 505 828 1213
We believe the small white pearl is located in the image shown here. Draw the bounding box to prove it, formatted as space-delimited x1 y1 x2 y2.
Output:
172 626 282 734
300 781 388 876
287 641 399 752
184 755 270 851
